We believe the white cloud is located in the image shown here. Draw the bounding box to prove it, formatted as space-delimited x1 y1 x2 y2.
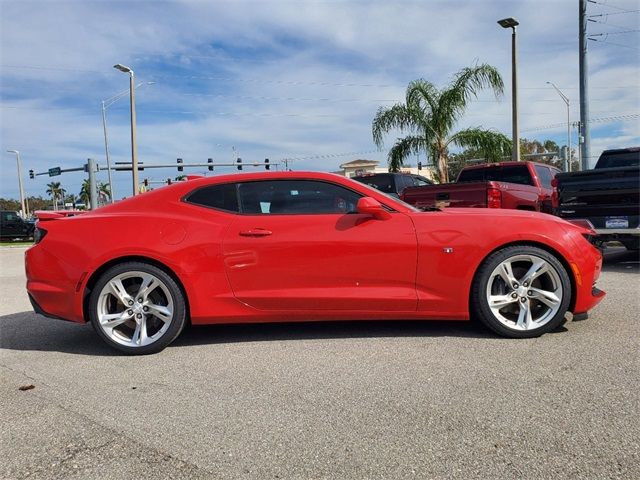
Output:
1 0 638 199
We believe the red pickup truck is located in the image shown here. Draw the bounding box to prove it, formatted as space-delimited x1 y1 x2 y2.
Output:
401 161 560 213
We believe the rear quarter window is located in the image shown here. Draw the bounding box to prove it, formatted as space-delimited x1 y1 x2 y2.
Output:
185 183 239 212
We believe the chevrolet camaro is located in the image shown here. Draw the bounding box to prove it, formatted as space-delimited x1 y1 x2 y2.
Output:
25 171 605 354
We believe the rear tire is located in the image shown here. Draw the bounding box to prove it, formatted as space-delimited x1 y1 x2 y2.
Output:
89 262 186 354
471 245 571 338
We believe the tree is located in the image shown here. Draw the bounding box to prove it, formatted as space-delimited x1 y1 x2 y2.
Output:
372 64 510 183
79 179 90 207
45 182 66 210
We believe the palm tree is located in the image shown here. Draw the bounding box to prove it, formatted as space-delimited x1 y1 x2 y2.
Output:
98 182 111 203
372 64 511 183
78 180 90 207
45 182 65 210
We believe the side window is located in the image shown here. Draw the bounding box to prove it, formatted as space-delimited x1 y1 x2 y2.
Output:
534 165 554 189
412 175 432 186
185 183 239 212
2 212 15 222
238 180 362 215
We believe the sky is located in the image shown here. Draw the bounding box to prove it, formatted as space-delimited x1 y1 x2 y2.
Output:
1 0 639 201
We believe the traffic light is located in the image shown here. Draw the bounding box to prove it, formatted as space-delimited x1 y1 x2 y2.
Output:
418 161 423 171
208 158 214 171
236 158 242 170
177 158 183 172
265 158 270 170
167 178 172 185
29 169 34 179
143 179 149 187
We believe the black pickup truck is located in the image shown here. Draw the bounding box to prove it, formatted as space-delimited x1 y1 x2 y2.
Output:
553 147 640 250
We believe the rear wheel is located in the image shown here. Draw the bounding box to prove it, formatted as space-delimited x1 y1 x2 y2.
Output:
471 246 571 338
89 262 186 354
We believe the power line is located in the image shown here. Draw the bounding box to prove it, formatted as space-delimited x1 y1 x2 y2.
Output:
588 18 640 28
588 9 640 17
589 29 640 35
588 37 640 49
587 0 640 11
522 113 639 132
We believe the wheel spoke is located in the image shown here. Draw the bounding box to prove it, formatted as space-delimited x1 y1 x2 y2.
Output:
146 303 172 323
137 274 160 301
497 261 517 286
108 278 132 305
530 287 561 308
489 294 518 310
521 259 549 285
516 301 533 330
100 311 131 328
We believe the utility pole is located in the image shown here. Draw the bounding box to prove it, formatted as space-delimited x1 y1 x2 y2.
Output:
6 150 27 218
87 158 98 210
579 0 591 170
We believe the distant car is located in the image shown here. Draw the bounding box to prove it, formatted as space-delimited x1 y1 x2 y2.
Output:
0 211 34 240
25 171 604 354
352 172 433 197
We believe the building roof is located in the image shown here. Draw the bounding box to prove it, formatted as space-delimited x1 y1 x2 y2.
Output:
339 159 380 169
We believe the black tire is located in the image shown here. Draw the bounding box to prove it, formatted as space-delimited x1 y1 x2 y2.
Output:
89 261 187 354
471 245 571 338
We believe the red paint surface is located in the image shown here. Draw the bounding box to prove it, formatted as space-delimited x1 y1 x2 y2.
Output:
25 171 604 325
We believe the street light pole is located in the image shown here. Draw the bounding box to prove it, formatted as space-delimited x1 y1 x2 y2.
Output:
114 64 139 196
546 82 572 172
100 100 115 203
498 17 520 161
101 81 154 202
6 150 27 218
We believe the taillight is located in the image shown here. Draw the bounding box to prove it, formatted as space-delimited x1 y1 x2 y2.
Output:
551 177 559 209
34 227 47 244
487 188 502 208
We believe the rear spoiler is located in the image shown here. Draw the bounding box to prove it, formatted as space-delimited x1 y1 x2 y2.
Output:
34 210 84 221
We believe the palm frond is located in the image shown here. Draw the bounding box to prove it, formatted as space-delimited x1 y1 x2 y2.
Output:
372 103 422 148
387 135 425 172
435 64 505 135
448 128 511 162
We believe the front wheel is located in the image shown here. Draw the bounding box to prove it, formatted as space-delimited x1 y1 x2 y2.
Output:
89 262 187 354
471 246 572 338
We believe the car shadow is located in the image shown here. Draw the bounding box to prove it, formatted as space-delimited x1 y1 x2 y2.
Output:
1 311 505 356
602 246 640 274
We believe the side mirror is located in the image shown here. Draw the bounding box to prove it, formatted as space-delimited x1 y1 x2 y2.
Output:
356 197 392 220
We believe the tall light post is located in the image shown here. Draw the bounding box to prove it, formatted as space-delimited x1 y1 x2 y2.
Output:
102 81 154 203
113 63 139 196
6 150 27 218
498 17 520 161
546 82 572 172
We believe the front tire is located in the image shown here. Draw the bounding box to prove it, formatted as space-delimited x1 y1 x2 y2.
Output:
89 262 186 354
471 246 571 338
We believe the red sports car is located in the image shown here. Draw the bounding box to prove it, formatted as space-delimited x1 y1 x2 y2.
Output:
25 171 604 354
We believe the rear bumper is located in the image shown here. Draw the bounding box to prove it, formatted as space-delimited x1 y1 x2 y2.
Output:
25 245 85 323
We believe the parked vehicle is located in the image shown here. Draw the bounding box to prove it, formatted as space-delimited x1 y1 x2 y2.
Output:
25 171 604 354
401 161 560 213
553 147 639 250
352 172 433 197
0 211 34 240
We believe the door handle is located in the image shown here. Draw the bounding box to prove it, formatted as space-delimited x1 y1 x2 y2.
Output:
239 229 273 237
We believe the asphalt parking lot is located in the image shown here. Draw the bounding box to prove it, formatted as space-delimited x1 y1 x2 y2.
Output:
1 246 638 479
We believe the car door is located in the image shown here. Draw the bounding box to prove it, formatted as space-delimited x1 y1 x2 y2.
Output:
222 179 418 312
